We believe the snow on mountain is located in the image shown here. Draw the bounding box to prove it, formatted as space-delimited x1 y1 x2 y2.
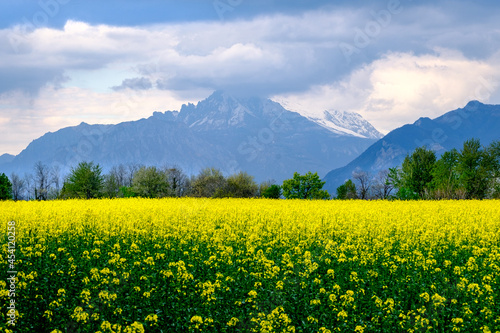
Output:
272 98 383 139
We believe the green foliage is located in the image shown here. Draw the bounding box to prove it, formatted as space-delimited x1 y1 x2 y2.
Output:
131 166 169 198
191 167 227 198
262 184 282 199
62 162 104 199
400 146 436 198
282 171 330 199
430 149 460 199
102 173 120 198
119 186 136 198
219 171 258 198
456 138 495 199
387 167 401 189
335 179 357 199
490 141 500 198
0 173 13 200
389 139 500 199
395 187 420 200
488 140 500 172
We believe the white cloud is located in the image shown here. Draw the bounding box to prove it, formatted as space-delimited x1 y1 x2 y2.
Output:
274 50 500 133
0 86 208 154
1 4 500 154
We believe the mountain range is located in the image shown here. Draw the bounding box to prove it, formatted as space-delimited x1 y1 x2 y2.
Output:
0 91 380 183
3 93 498 193
322 100 500 193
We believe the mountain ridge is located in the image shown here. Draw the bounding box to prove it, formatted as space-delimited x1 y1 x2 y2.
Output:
0 91 379 183
270 98 383 139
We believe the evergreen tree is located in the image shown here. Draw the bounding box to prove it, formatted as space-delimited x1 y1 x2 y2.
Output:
0 173 13 200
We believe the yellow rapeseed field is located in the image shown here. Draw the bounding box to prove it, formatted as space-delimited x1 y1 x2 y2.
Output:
1 199 499 332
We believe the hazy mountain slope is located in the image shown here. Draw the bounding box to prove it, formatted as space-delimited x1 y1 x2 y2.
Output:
0 154 14 166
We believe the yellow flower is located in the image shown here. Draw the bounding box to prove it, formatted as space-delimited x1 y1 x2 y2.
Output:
419 292 430 303
227 317 239 327
431 293 446 308
145 314 158 325
310 299 321 305
80 289 91 304
144 257 155 265
43 310 53 321
337 310 348 320
71 306 89 324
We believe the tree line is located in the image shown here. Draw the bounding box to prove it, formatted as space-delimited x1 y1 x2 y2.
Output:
1 138 498 201
0 162 331 201
336 138 500 200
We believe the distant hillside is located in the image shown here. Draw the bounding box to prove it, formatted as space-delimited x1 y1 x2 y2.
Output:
323 101 500 194
0 91 379 182
0 154 14 166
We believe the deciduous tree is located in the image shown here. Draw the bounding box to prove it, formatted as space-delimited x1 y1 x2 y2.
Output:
400 147 436 198
62 161 104 199
131 166 169 198
220 171 259 198
262 184 282 199
282 171 330 199
457 138 495 199
33 161 51 200
352 169 371 200
190 168 226 198
336 179 357 199
10 172 25 201
430 149 460 199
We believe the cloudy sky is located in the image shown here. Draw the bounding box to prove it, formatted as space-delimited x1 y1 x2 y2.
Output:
1 0 500 155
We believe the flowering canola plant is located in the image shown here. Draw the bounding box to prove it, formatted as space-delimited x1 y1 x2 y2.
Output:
1 198 500 332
